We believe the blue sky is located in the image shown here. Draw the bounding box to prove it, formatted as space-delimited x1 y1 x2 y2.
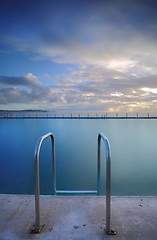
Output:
1 0 157 112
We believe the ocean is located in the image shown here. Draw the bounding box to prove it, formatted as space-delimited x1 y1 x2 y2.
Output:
0 118 157 196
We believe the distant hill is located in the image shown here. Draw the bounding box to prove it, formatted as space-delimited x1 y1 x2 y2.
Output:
0 110 48 112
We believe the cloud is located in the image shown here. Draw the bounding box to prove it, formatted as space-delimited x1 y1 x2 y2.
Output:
1 68 157 112
0 73 63 106
0 73 40 87
1 0 157 77
1 0 157 111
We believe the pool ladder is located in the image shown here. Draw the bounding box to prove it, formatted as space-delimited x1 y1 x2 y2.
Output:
33 132 116 235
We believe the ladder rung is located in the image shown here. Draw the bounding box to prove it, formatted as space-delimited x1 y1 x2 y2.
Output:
55 190 98 195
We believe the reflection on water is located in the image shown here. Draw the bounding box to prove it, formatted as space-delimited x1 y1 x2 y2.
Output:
0 119 157 196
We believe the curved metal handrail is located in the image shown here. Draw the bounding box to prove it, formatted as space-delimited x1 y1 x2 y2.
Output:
32 132 116 235
97 133 116 235
34 132 55 233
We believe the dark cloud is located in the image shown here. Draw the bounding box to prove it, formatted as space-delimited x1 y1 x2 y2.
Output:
0 73 63 105
1 0 157 39
0 75 39 87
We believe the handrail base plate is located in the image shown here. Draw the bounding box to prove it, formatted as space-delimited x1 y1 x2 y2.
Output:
105 226 117 235
30 225 42 234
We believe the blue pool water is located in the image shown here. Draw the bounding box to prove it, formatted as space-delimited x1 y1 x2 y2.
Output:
0 119 157 196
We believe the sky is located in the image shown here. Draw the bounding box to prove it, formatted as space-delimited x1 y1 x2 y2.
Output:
0 0 157 112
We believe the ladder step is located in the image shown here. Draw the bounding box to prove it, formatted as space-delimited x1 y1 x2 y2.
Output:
55 190 98 195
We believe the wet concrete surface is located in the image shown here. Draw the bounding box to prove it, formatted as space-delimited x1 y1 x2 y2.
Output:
0 195 157 240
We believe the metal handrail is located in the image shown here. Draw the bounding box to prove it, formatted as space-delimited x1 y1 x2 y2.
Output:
98 133 116 235
32 132 116 235
34 132 55 233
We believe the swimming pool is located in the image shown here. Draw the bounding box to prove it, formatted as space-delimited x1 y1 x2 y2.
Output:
0 119 157 196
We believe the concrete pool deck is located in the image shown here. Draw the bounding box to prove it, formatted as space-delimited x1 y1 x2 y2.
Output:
0 195 157 240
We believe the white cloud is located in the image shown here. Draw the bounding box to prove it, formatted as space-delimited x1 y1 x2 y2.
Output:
111 92 123 97
142 87 157 94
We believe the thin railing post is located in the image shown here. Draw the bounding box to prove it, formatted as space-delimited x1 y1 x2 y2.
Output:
97 136 101 195
34 147 40 233
98 133 116 235
105 140 111 234
51 135 56 195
